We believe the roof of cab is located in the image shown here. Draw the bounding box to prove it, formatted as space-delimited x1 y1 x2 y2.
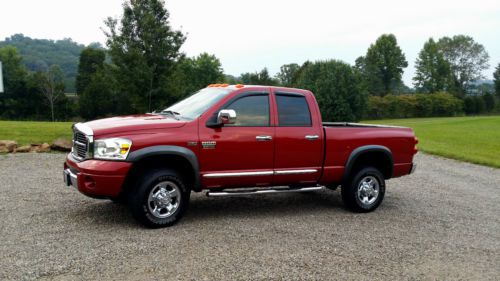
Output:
206 84 310 93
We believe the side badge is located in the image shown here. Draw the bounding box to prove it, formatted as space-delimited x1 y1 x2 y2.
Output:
187 141 198 147
202 141 216 149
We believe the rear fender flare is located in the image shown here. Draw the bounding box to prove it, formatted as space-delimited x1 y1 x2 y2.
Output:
342 145 393 181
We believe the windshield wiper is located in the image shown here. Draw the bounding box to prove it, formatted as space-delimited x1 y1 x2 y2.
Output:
160 110 181 120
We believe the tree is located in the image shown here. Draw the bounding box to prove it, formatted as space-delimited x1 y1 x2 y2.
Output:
276 63 300 86
0 34 86 92
33 65 65 121
76 47 106 95
166 53 225 103
79 66 117 120
358 34 408 96
239 68 278 85
104 0 185 113
0 46 37 119
437 35 489 96
494 63 500 98
294 60 367 122
482 92 495 112
413 38 453 93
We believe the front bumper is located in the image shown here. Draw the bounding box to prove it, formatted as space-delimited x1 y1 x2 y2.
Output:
409 163 417 174
64 153 133 198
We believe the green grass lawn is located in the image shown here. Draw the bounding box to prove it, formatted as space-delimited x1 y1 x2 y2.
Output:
0 121 73 146
365 116 500 168
1 116 499 168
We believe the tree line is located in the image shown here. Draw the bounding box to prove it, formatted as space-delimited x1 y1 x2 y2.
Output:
1 0 499 122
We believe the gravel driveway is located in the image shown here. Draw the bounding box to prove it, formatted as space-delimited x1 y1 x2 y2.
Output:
0 153 499 280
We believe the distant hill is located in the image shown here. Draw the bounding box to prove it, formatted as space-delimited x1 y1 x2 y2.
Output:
0 34 100 93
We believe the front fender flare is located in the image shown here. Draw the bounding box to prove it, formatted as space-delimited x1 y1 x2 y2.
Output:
127 145 201 191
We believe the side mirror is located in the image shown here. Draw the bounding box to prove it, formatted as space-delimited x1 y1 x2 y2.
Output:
217 109 237 125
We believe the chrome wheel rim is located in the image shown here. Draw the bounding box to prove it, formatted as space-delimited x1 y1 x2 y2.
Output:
147 181 181 219
357 176 380 205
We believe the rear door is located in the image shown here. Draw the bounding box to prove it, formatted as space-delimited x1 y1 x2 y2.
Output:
199 91 275 188
272 91 323 185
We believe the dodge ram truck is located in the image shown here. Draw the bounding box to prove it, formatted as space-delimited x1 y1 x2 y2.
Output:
64 84 418 227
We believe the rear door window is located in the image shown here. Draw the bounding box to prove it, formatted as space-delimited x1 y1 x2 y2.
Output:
276 94 312 126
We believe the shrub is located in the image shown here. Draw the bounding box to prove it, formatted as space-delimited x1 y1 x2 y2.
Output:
366 92 463 119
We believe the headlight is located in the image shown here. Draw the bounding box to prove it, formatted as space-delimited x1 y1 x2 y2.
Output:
94 138 132 160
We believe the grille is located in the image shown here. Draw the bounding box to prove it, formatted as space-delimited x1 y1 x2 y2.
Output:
73 130 89 159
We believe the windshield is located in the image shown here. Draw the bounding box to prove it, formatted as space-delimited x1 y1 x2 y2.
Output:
163 88 233 120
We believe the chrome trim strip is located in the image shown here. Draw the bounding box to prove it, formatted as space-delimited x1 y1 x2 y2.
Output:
203 169 318 178
274 169 317 175
74 140 86 146
203 171 274 178
207 186 325 197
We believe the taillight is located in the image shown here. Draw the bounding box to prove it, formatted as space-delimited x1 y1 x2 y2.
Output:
413 137 419 154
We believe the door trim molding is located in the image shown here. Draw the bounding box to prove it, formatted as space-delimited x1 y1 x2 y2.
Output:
203 169 318 178
274 169 317 175
203 171 274 178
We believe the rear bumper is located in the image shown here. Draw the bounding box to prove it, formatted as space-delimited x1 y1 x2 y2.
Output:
64 153 132 198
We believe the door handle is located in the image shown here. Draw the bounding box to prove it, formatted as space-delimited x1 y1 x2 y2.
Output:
305 135 319 140
256 135 273 141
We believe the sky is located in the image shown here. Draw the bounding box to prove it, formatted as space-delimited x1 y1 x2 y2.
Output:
0 0 499 86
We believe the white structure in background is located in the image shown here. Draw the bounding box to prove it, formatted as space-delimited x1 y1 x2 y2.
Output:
0 61 4 93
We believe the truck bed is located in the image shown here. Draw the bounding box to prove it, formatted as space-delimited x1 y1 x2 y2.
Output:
319 123 415 185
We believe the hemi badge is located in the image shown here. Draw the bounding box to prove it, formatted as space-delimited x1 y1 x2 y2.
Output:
202 141 216 149
187 141 198 146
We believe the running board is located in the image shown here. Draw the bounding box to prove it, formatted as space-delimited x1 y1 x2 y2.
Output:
206 186 325 197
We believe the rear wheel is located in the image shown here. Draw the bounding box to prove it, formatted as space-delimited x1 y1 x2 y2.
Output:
128 169 190 228
341 167 385 212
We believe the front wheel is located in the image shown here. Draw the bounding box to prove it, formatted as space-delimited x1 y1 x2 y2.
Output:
128 169 190 228
341 167 385 212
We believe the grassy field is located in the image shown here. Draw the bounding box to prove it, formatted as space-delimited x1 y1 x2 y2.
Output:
1 116 499 168
365 116 500 168
0 121 73 145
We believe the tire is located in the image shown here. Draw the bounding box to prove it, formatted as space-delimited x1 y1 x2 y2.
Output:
128 169 190 228
341 166 385 212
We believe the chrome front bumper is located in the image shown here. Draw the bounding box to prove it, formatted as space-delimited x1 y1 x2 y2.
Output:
63 168 78 189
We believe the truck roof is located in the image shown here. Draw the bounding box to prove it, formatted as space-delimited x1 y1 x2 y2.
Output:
206 84 310 93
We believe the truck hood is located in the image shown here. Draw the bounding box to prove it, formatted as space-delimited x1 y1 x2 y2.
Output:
84 114 187 136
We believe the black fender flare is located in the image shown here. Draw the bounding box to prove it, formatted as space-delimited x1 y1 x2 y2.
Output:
127 145 201 191
342 145 393 181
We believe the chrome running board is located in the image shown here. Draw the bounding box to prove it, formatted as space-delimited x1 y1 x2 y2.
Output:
206 186 325 197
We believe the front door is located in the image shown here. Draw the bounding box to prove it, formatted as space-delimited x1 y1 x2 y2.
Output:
199 92 275 188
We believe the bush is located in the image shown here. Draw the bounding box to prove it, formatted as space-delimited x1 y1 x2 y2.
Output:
464 95 490 115
366 92 463 119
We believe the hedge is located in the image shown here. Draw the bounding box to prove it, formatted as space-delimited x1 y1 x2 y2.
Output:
366 92 464 119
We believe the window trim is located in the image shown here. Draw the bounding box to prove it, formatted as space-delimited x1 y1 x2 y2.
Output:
207 92 272 128
275 92 313 127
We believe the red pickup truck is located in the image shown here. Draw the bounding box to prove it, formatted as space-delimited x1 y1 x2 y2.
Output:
64 85 417 227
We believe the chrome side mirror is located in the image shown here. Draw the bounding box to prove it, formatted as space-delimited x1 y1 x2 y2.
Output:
217 109 237 125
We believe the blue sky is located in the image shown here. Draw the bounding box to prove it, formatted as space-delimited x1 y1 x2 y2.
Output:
1 0 499 86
